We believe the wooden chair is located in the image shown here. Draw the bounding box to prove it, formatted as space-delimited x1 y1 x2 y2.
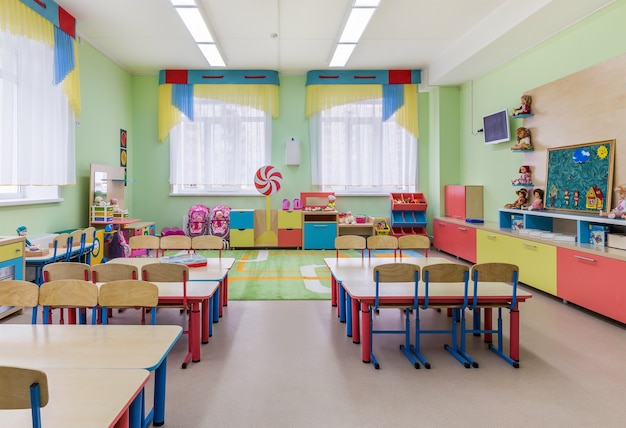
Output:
412 263 471 369
50 233 74 262
366 235 398 258
0 366 49 428
334 235 366 258
129 235 160 258
461 263 520 368
369 263 420 370
141 263 193 367
38 279 98 325
91 263 140 322
191 235 224 258
42 262 91 324
398 234 430 258
68 229 87 263
98 280 159 325
0 280 39 324
160 235 192 257
81 226 97 263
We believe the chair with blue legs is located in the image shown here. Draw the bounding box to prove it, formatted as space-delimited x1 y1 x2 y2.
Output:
91 263 140 323
411 263 471 369
0 280 39 324
38 279 98 325
42 262 91 324
0 366 48 428
68 229 87 263
370 263 420 369
460 262 520 368
98 280 159 325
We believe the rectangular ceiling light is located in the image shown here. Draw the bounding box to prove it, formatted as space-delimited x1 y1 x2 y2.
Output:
170 0 196 6
174 7 213 43
338 7 376 43
198 43 226 67
329 0 380 67
329 44 356 67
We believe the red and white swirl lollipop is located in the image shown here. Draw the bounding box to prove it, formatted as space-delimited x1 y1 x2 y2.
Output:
254 165 283 196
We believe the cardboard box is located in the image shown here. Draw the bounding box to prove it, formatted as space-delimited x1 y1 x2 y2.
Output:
607 233 626 250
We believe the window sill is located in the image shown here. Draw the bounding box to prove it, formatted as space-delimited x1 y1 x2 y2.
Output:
0 197 63 207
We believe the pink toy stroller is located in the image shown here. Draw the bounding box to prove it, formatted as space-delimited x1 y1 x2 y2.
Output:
187 204 211 237
210 205 231 240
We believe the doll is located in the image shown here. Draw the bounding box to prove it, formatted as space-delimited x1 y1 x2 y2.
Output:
513 95 532 116
600 184 626 219
512 165 532 185
511 127 532 151
526 188 544 211
326 195 336 211
344 211 356 224
505 188 528 209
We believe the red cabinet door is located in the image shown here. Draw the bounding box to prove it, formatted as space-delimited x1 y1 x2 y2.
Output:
454 225 477 263
433 219 455 254
557 248 626 323
445 186 466 220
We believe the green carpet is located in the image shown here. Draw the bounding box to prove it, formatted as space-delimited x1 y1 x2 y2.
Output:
194 248 423 300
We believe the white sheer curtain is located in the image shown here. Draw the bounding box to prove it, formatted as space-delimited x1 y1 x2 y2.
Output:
170 97 271 194
0 30 75 186
310 99 417 194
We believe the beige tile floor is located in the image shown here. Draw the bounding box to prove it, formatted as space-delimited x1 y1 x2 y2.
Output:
5 249 626 427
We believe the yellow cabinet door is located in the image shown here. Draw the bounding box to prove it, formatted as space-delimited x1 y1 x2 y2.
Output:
476 230 512 264
511 238 557 295
277 210 302 229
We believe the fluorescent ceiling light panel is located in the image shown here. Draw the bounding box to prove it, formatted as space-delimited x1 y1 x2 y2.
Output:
329 44 356 67
338 8 376 43
354 0 381 6
170 0 196 6
198 43 226 67
175 7 214 43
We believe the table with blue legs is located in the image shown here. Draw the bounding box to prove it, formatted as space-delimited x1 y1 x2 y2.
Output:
0 324 182 427
0 368 149 428
25 242 95 285
324 257 451 340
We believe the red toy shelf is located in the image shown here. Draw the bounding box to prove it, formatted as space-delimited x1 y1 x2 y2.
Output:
390 193 428 211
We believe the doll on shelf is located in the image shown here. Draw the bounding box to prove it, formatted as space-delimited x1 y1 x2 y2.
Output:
505 188 528 209
513 95 532 116
600 184 626 219
526 188 544 211
512 165 533 185
511 127 533 151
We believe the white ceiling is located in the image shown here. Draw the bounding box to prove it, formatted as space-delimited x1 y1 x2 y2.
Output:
54 0 615 86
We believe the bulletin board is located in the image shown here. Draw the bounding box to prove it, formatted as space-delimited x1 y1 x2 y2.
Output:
544 140 615 213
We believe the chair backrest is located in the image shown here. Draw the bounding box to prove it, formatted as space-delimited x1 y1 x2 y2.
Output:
141 263 189 308
191 235 224 257
372 263 420 309
43 262 91 282
98 280 159 325
91 263 138 282
334 235 366 258
0 365 48 427
69 229 87 260
470 262 519 310
38 280 98 324
82 227 96 243
129 235 160 258
397 234 430 257
160 235 192 256
421 263 470 309
366 235 398 257
51 233 74 261
0 280 39 308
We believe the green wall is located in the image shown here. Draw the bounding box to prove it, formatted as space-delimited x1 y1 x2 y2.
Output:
2 0 625 235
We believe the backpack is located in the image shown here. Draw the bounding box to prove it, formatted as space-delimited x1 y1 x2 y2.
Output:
187 204 211 237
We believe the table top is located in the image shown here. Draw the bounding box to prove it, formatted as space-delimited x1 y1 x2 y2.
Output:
1 368 149 428
95 281 220 300
324 256 452 281
341 278 532 304
0 324 182 370
107 256 235 281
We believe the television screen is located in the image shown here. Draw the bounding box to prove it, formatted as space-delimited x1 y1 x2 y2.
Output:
482 109 510 145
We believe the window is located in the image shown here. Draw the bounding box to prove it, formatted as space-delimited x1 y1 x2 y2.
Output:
0 29 72 205
310 98 417 195
169 97 271 195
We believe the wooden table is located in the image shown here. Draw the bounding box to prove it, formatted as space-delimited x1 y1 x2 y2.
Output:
324 257 452 334
0 324 181 427
340 277 532 363
1 368 149 428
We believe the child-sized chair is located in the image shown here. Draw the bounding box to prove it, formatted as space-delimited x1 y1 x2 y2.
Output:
0 366 49 428
0 280 39 324
98 280 159 325
38 279 98 325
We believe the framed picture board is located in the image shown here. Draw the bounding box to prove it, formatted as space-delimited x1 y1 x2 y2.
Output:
545 140 615 213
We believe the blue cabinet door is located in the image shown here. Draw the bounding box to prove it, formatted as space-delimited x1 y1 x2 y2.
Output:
304 223 336 249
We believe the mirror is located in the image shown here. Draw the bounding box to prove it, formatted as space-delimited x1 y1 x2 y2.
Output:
94 171 107 202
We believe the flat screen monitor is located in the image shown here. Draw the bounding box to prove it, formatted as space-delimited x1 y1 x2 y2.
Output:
482 109 510 145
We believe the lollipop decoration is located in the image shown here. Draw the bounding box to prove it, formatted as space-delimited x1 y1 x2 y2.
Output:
254 165 282 246
254 165 283 195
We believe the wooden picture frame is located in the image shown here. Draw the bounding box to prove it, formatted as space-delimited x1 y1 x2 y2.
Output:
545 140 615 213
